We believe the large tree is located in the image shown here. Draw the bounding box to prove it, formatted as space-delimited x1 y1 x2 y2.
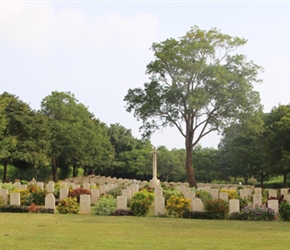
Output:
124 26 262 187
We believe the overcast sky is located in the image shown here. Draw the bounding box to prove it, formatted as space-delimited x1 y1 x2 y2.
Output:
0 1 290 150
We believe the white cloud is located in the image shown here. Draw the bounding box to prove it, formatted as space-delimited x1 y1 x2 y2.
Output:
0 3 159 54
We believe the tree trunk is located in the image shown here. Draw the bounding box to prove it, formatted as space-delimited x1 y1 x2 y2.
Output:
283 173 287 188
52 158 58 182
260 173 264 189
3 161 8 182
185 144 197 188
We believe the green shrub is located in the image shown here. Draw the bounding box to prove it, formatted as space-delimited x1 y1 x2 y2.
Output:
0 205 29 213
28 185 47 205
163 188 183 203
195 189 212 203
279 201 290 221
204 199 229 219
68 188 91 203
239 197 249 210
111 209 133 216
241 204 275 221
0 196 4 206
166 195 191 218
106 187 122 198
39 208 55 214
182 210 211 219
94 196 117 215
228 212 247 220
0 183 17 192
57 197 79 214
129 190 154 216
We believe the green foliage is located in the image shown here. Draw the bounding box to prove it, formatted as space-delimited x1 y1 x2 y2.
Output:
163 188 183 203
165 195 191 218
279 201 290 221
0 182 17 191
111 209 133 216
106 187 122 198
129 190 154 216
240 204 275 221
204 199 229 219
57 197 79 214
182 210 211 219
68 188 91 203
94 196 117 215
0 205 29 213
220 189 239 199
194 189 212 203
28 185 47 205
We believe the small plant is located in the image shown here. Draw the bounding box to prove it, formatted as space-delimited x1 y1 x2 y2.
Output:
194 189 212 203
163 188 183 204
0 196 4 206
0 183 17 192
129 190 154 216
182 210 211 219
111 209 133 216
279 201 290 221
94 195 117 215
68 188 91 202
106 187 122 198
220 189 239 199
241 204 275 221
204 199 229 219
0 205 29 213
28 185 47 205
166 195 190 218
28 203 41 213
57 197 79 214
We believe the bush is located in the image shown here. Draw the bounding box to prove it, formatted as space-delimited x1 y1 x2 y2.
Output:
195 189 212 203
228 212 247 220
163 188 183 204
111 209 133 216
182 210 211 219
28 185 47 205
241 204 275 221
0 183 17 192
94 195 117 215
28 203 41 213
239 197 249 210
166 195 191 218
204 199 229 219
68 188 91 203
106 187 122 198
39 208 55 214
279 201 290 221
0 205 29 213
57 197 79 214
129 190 154 216
220 189 239 199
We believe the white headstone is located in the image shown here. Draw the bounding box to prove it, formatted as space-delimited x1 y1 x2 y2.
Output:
37 182 44 190
10 192 20 206
211 189 219 200
253 192 262 206
255 188 262 194
219 192 229 202
268 199 279 214
154 196 165 216
117 195 127 210
268 189 277 198
83 183 90 190
281 188 288 197
0 189 8 205
46 183 54 193
60 187 69 200
45 193 55 210
90 188 100 204
229 199 240 214
122 189 131 201
80 194 91 214
191 198 204 212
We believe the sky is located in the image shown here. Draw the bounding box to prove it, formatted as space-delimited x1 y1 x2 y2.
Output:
0 1 290 150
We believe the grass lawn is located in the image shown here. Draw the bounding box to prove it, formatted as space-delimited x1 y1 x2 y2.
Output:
0 213 290 250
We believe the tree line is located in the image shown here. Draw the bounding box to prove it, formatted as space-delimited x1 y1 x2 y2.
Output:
1 91 289 187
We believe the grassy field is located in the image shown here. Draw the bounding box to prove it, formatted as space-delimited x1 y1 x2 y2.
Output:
0 214 290 250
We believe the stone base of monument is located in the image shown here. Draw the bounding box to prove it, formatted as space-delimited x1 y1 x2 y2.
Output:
150 179 160 188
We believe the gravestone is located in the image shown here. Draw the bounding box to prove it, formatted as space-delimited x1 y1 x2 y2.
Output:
46 183 54 193
117 196 127 210
253 192 262 205
60 187 69 200
191 198 204 212
211 189 219 200
90 188 100 204
122 189 131 201
268 189 277 198
254 188 262 194
45 193 55 210
154 187 163 198
185 190 196 200
154 196 165 216
80 194 91 214
10 192 20 206
0 189 8 205
239 189 248 199
19 185 27 190
229 199 240 214
83 183 90 190
280 188 288 196
37 182 44 190
150 147 160 187
204 186 211 193
268 199 279 214
219 192 229 202
285 194 290 204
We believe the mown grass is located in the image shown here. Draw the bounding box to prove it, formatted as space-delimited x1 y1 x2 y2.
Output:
1 213 290 250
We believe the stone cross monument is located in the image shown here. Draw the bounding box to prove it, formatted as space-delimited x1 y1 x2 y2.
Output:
150 147 160 187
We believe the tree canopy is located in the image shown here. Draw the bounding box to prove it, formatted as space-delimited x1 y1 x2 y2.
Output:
124 26 263 187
